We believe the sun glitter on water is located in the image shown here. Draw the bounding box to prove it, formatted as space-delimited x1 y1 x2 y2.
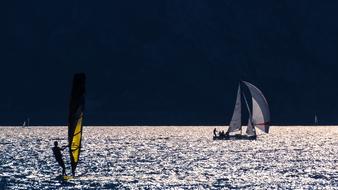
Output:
0 126 337 189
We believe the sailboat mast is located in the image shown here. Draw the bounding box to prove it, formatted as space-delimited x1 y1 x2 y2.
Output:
242 92 252 123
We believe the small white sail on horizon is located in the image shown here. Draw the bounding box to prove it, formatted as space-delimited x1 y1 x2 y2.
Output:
22 118 30 128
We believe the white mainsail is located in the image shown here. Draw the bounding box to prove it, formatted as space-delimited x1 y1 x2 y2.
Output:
243 81 270 133
227 85 242 133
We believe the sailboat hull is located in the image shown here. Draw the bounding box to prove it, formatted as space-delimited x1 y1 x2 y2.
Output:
213 135 256 140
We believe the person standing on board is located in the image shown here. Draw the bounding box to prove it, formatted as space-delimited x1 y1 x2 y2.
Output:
52 141 68 176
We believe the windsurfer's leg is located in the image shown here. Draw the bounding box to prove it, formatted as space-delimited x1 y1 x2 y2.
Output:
62 167 66 176
57 159 66 175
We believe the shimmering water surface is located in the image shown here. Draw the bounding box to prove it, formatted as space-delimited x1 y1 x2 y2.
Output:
0 126 337 189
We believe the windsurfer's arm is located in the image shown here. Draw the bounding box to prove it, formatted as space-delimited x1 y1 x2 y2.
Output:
61 145 69 150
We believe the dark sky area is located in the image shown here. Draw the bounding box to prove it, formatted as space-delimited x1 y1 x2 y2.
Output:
1 1 338 125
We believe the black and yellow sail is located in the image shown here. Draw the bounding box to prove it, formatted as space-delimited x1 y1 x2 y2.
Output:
68 73 86 176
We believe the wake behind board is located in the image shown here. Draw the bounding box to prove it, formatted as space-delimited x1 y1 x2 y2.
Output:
62 171 88 180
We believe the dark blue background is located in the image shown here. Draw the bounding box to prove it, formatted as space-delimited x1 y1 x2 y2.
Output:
1 1 337 125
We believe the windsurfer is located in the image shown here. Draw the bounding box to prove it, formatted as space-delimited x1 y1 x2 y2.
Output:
52 141 68 176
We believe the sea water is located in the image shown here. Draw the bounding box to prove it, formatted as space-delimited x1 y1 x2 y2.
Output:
0 126 337 189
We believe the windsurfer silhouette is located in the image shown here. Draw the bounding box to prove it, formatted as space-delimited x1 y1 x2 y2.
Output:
52 141 68 176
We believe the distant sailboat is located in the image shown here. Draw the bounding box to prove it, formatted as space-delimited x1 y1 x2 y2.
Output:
314 114 318 125
213 81 270 140
22 118 30 128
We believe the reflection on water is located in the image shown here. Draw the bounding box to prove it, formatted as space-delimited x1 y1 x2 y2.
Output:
0 126 337 189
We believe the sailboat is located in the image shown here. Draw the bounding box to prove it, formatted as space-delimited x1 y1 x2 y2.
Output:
22 118 30 128
314 114 318 125
67 73 86 177
213 81 270 140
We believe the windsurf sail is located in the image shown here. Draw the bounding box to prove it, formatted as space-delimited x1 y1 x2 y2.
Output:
227 84 242 133
243 81 270 133
68 73 86 176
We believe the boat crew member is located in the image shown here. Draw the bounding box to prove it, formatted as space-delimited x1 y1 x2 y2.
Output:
225 131 229 137
213 128 217 137
52 141 68 176
219 130 225 138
